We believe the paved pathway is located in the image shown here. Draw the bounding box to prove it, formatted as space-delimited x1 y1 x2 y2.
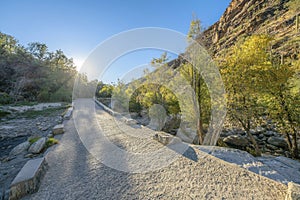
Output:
23 99 287 200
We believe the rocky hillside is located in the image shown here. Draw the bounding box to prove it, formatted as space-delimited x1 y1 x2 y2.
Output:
200 0 300 62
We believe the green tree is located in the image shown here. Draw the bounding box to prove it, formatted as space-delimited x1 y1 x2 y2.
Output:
263 59 300 158
185 16 210 144
222 35 274 156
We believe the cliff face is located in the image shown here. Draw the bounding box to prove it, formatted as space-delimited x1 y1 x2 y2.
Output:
200 0 300 60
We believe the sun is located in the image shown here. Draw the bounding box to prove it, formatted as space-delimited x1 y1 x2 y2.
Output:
73 57 85 71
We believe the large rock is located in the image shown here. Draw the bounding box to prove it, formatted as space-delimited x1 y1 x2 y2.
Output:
28 137 46 154
223 135 249 148
63 107 73 120
52 124 64 135
9 141 30 157
9 158 46 200
286 182 300 200
176 128 197 144
267 137 288 149
153 132 181 145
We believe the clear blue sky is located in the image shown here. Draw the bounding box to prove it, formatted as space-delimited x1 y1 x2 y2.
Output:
0 0 231 83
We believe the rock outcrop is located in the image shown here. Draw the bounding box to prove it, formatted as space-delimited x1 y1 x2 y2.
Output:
200 0 300 60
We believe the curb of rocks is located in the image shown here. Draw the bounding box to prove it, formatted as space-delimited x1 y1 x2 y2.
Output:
94 98 139 126
8 105 73 200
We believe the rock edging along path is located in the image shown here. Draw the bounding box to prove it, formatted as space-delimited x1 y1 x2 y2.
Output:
23 98 287 200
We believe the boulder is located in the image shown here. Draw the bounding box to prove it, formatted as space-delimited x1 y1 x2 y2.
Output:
9 141 30 157
28 137 46 154
267 136 288 149
52 124 64 135
223 135 249 148
9 158 46 200
176 128 197 144
63 107 73 120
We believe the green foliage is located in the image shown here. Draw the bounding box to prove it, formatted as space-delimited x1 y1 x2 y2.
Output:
222 34 275 156
0 32 78 103
187 14 202 41
222 34 300 158
129 83 180 115
19 107 65 118
0 110 11 118
29 137 41 144
45 138 59 148
0 92 13 105
98 85 114 98
150 52 169 67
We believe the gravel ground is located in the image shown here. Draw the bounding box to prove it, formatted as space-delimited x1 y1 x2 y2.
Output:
23 99 287 200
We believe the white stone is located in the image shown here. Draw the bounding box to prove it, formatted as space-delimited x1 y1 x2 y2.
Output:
28 137 46 154
64 107 73 120
53 124 64 135
153 132 182 145
10 158 46 200
9 141 30 157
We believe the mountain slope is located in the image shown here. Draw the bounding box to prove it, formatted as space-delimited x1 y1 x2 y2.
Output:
200 0 300 62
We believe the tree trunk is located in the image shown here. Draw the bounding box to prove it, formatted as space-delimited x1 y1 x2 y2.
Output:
291 131 299 159
285 131 293 151
245 129 262 156
240 119 261 156
197 118 204 144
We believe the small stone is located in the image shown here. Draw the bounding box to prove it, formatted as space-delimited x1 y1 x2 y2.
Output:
258 134 264 139
125 119 137 125
223 135 249 148
9 141 30 157
267 136 288 149
264 131 275 136
47 133 54 138
261 137 267 141
266 144 277 150
24 154 34 158
255 126 265 133
52 124 64 135
275 149 284 154
41 126 49 131
28 137 46 154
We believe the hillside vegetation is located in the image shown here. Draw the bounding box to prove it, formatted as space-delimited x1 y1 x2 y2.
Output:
0 32 96 104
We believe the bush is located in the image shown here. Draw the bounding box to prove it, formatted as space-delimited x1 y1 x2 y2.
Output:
45 138 59 148
37 89 50 102
0 110 11 118
50 88 72 102
0 92 12 105
29 137 41 144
